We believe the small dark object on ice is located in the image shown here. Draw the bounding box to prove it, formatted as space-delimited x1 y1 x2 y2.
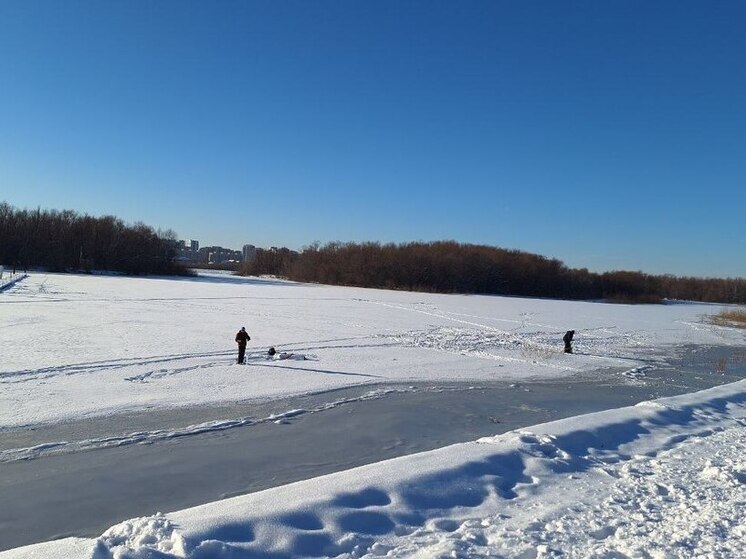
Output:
563 330 575 354
267 346 306 361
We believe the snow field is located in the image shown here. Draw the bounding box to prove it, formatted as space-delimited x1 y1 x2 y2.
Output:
1 272 742 429
2 272 746 558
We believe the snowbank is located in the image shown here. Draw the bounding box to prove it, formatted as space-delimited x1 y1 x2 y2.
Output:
4 378 745 558
0 272 27 291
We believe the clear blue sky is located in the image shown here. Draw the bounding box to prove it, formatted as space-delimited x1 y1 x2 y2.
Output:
1 1 744 277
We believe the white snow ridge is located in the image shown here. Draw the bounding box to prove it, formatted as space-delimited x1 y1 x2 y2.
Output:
92 513 187 559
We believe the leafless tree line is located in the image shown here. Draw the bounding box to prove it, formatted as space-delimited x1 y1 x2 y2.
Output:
3 201 741 302
241 241 746 304
0 202 184 275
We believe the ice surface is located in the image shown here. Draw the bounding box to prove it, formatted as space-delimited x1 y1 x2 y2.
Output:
2 272 742 428
4 379 745 558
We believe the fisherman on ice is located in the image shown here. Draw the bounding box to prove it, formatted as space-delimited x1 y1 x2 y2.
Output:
235 326 251 364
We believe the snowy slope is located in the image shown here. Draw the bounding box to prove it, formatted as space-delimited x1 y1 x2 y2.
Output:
3 377 745 558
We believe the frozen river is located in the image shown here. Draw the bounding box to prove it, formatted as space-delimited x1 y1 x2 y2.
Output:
1 344 744 551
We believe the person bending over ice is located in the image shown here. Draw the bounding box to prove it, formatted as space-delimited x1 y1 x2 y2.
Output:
563 330 575 354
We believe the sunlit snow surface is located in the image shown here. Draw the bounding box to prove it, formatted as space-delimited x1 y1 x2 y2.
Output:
2 272 741 428
1 272 745 558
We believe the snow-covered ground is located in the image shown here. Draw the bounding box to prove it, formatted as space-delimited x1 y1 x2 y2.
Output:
1 272 741 429
1 272 745 558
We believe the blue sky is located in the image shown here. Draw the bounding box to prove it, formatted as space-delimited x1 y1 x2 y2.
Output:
1 1 744 277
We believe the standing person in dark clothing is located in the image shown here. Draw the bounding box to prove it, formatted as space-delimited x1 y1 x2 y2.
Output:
235 326 251 364
563 330 575 354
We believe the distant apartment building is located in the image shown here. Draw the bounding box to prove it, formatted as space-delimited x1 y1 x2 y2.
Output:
242 244 257 262
175 239 252 266
174 239 200 263
197 246 242 265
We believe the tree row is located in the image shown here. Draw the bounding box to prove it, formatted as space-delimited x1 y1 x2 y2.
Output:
0 202 184 275
240 241 746 304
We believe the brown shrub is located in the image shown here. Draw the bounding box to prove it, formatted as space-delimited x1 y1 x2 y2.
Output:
711 309 746 328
